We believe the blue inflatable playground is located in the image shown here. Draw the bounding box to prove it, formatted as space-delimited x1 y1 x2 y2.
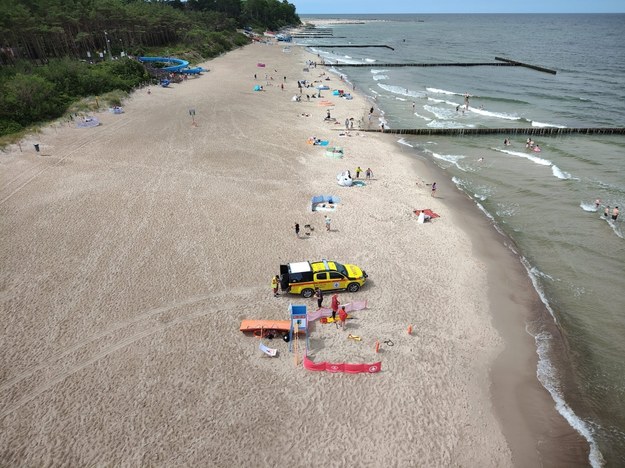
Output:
138 56 204 75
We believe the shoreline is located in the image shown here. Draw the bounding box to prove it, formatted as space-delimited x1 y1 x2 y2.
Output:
0 41 587 465
412 157 591 465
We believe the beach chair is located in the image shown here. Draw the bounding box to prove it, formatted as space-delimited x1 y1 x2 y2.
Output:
259 342 278 357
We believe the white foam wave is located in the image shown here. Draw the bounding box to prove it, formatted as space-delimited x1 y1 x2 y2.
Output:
604 217 624 239
423 105 457 120
373 74 389 81
427 120 472 129
533 330 604 467
397 138 414 148
377 83 426 98
579 202 598 212
370 69 388 74
426 150 466 170
551 165 574 180
517 257 604 467
532 121 567 128
413 112 432 122
494 148 552 166
427 97 458 106
468 107 520 121
426 87 458 95
365 58 376 63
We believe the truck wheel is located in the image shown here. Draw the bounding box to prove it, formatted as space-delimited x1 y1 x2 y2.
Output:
302 288 314 298
347 282 360 293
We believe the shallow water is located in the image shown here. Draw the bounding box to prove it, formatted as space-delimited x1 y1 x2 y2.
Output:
300 13 625 466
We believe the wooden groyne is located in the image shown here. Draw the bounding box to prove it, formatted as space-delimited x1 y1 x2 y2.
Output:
495 57 557 75
322 57 557 75
362 127 625 136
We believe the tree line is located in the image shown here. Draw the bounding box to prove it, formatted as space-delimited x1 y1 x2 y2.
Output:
0 0 300 138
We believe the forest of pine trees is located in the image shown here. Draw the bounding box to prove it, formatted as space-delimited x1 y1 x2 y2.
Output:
0 0 300 137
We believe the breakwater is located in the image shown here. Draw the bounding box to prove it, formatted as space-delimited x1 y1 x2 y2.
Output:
360 127 625 136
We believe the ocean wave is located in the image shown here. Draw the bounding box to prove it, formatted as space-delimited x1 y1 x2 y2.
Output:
377 83 426 98
493 148 553 166
533 330 604 468
426 150 466 170
423 105 457 120
603 217 624 239
365 58 376 63
373 74 389 81
413 112 432 122
370 69 388 74
397 138 414 148
580 202 599 212
426 87 459 95
552 165 575 180
468 107 521 121
426 120 472 129
531 121 567 128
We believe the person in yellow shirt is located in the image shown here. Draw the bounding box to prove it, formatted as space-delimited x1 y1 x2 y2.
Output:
271 275 280 297
355 166 363 178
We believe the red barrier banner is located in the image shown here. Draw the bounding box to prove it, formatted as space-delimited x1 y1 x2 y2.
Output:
303 355 381 374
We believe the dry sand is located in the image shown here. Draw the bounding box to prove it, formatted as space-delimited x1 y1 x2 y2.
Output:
1 43 585 465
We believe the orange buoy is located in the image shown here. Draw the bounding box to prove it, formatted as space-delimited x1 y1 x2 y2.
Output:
407 325 413 335
375 340 380 353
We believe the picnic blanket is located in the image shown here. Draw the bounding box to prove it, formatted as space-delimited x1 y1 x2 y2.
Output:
414 209 440 218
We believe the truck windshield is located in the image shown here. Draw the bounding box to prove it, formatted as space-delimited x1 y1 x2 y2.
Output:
334 262 347 276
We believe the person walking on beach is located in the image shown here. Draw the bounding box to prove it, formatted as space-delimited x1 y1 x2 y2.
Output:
315 287 323 310
345 118 350 129
431 182 437 197
271 275 280 297
325 215 331 231
338 306 348 330
294 223 300 237
612 206 619 221
365 168 373 179
355 166 362 178
604 206 610 218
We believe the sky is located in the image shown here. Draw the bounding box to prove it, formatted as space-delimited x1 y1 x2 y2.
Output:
291 0 625 15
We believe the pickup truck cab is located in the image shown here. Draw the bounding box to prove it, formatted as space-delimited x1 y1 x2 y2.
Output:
279 260 367 297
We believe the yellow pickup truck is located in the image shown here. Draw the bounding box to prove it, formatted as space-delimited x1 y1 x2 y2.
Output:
279 260 368 297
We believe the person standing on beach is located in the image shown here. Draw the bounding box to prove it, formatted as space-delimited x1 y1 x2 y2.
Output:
295 223 300 237
612 206 619 221
325 215 331 231
604 206 610 218
331 294 340 325
355 166 362 178
338 306 348 330
431 182 437 197
365 168 373 179
315 287 323 310
271 275 280 297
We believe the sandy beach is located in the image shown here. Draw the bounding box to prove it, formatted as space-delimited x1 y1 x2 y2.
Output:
0 42 587 465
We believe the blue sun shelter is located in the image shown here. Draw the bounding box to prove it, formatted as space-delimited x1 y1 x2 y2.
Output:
288 304 309 352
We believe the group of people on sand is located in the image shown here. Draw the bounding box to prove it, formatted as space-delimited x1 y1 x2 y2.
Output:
312 289 348 329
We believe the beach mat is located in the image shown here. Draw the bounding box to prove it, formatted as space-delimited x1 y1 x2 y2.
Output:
414 209 440 218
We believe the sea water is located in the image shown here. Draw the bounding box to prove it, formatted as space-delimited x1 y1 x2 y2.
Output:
298 13 625 466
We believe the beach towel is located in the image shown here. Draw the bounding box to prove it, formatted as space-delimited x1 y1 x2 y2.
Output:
76 117 100 128
259 342 278 357
414 209 440 218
